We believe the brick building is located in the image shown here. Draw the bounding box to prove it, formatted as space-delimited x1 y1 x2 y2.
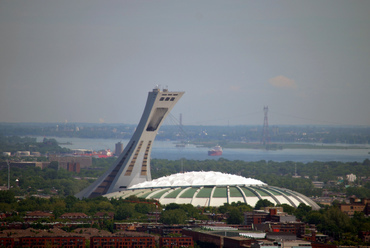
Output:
244 207 295 225
60 213 89 221
339 197 370 216
244 210 269 225
0 237 14 247
49 155 92 169
269 222 306 237
24 211 54 222
159 236 193 248
67 162 80 173
19 236 85 248
90 236 155 248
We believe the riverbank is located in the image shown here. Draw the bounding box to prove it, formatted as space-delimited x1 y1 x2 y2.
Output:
34 136 370 163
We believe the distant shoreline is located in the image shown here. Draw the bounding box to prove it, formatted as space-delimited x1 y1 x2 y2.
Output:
193 141 370 150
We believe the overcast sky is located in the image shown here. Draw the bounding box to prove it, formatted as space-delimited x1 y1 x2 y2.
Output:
1 1 370 126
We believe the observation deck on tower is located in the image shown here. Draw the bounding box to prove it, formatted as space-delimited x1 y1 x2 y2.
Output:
76 87 184 199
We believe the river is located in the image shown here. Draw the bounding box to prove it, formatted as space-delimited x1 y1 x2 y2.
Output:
36 137 370 163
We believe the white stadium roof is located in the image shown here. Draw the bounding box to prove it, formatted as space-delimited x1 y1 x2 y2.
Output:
105 171 320 210
129 171 266 189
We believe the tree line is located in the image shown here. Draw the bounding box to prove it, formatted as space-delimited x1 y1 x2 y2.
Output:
2 124 370 144
1 157 369 199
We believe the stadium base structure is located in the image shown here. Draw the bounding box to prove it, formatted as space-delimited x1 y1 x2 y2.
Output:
104 171 321 210
76 87 184 199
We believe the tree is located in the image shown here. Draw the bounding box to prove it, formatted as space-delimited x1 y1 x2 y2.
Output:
135 203 151 214
227 207 243 224
306 211 323 225
254 199 274 210
164 203 181 211
115 204 135 220
52 200 66 219
160 209 187 225
279 204 295 215
218 203 230 214
0 190 15 204
180 204 201 219
295 203 312 221
64 195 79 210
71 201 90 213
97 201 114 212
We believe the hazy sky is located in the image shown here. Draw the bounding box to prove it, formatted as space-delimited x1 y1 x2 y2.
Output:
1 1 370 126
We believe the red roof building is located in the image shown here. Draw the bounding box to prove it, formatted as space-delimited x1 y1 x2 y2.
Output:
24 211 54 222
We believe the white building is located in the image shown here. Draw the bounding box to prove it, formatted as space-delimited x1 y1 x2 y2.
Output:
346 173 357 183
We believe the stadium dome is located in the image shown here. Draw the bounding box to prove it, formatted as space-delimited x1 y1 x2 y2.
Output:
104 171 320 210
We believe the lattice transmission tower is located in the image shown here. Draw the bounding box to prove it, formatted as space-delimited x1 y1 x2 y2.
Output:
261 106 270 145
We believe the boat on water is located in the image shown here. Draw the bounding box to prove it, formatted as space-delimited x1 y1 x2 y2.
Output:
208 146 223 156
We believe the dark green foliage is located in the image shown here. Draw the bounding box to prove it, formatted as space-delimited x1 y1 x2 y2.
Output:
180 204 202 219
254 199 274 210
294 203 312 221
218 202 252 224
305 211 323 225
160 208 187 224
311 206 354 240
0 190 15 204
226 207 243 224
160 203 204 223
279 203 296 215
135 203 151 214
164 203 181 211
115 205 135 220
0 135 71 155
346 186 370 198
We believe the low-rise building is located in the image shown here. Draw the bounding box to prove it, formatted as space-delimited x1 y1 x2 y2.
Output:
244 210 269 225
312 181 324 188
159 236 193 248
24 211 54 222
244 208 296 226
0 237 14 248
339 197 370 216
59 213 89 221
48 155 92 169
359 231 370 243
251 239 312 248
19 236 85 248
94 212 114 220
90 236 155 248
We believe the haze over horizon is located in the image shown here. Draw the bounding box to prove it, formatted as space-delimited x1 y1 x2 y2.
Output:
1 1 370 126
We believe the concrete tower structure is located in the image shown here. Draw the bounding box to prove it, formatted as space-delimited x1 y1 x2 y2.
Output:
76 87 184 199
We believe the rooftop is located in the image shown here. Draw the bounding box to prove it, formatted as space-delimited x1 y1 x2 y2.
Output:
129 171 266 189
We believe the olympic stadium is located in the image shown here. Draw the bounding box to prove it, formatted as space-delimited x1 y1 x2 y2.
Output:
76 87 320 210
105 171 320 210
